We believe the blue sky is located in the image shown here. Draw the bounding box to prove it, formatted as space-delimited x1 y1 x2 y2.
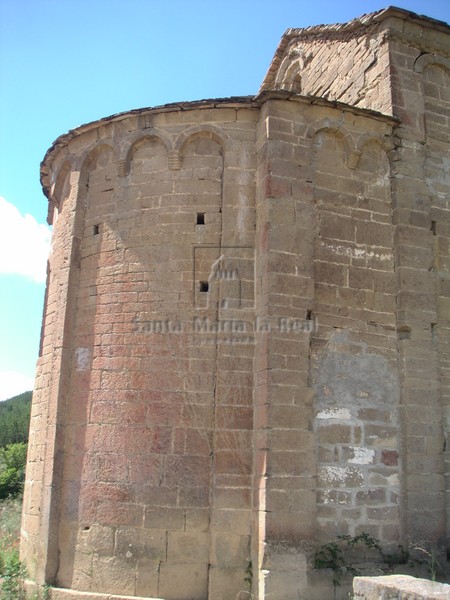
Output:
0 0 449 400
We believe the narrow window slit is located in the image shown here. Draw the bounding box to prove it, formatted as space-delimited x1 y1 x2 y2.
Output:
397 325 411 340
197 213 205 225
431 323 437 345
199 281 209 293
93 224 100 235
431 221 437 236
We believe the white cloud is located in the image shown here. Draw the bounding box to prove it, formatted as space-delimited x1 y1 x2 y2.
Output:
0 197 51 283
0 371 34 402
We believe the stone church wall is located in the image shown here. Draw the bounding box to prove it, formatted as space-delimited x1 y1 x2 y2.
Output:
22 104 260 598
262 21 392 113
21 8 449 600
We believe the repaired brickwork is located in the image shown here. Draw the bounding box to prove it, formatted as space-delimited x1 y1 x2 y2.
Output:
21 7 449 600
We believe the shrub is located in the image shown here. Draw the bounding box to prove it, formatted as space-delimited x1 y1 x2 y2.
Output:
0 443 28 500
0 547 26 600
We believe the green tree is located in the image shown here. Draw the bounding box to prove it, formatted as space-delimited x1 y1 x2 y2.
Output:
0 391 32 447
0 443 28 499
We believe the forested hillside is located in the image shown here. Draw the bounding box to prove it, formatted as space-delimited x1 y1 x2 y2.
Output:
0 391 32 447
0 391 32 499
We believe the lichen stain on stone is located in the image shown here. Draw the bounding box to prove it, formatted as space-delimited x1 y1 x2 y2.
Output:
75 347 91 372
318 465 364 486
347 446 375 464
316 407 352 420
313 330 400 411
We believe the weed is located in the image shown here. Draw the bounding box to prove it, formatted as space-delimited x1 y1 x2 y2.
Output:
0 547 26 600
29 585 51 600
314 532 383 598
413 545 444 582
381 544 409 568
244 560 253 589
0 498 51 599
0 497 22 549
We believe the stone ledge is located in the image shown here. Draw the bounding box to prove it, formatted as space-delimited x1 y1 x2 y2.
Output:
353 575 450 599
24 582 164 600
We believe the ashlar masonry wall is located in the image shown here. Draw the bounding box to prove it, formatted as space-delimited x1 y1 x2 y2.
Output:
388 33 450 558
22 102 260 599
21 7 450 600
253 95 402 599
258 12 450 587
311 121 400 545
262 17 392 113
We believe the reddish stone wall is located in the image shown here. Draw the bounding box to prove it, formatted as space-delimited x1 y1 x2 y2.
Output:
21 8 450 600
22 105 259 599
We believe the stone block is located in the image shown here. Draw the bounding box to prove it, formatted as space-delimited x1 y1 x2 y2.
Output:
315 261 346 286
81 524 115 556
178 485 210 508
317 465 364 488
185 508 210 532
356 222 393 247
208 566 252 600
214 486 251 509
91 555 136 595
163 455 211 488
210 532 250 567
158 562 208 599
211 508 252 535
353 575 450 599
115 527 166 561
263 549 309 600
268 450 315 476
266 509 316 538
135 559 160 597
319 213 355 243
144 507 185 531
167 531 209 563
318 424 352 444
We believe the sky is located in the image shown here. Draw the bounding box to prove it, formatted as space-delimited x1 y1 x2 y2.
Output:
0 0 449 401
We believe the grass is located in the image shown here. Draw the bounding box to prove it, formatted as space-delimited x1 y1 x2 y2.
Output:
0 497 26 599
0 496 22 554
0 498 25 600
0 498 51 599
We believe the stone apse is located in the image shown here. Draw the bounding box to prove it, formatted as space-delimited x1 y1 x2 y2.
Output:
21 8 450 600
